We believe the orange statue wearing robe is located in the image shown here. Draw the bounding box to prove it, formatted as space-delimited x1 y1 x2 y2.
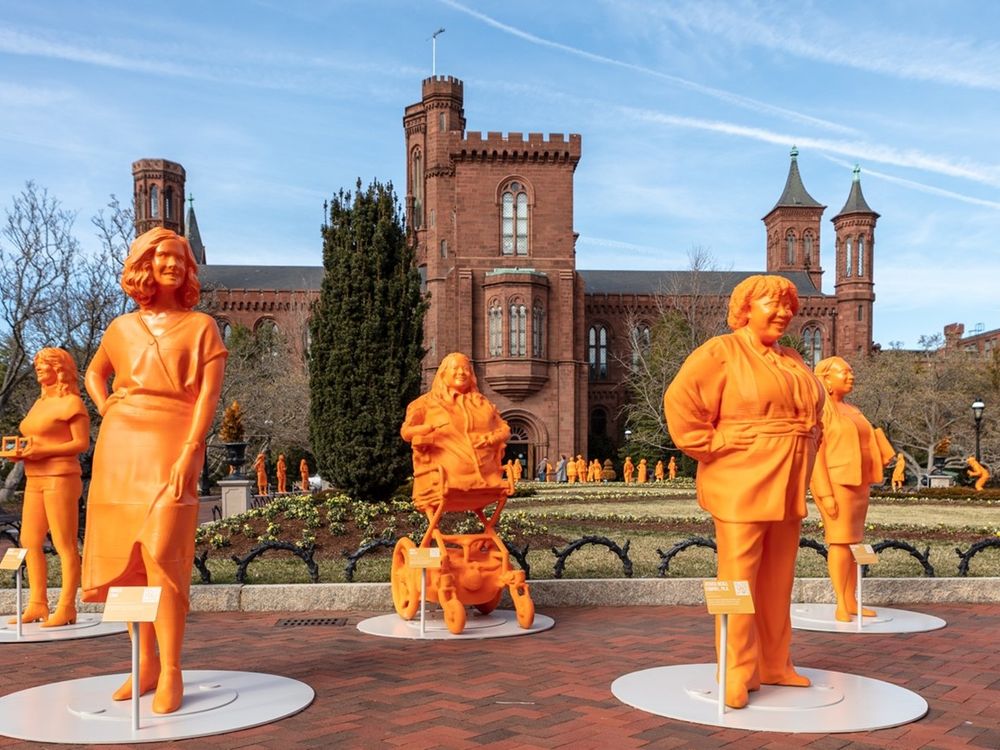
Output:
654 460 664 482
890 453 906 491
7 349 89 627
252 451 268 495
623 457 635 484
809 357 896 622
637 458 648 483
300 458 310 491
512 457 523 482
576 455 586 483
276 454 287 494
967 456 990 491
663 275 824 709
566 456 578 483
82 228 227 714
668 456 677 480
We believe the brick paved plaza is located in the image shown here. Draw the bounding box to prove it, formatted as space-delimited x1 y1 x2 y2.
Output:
1 603 998 749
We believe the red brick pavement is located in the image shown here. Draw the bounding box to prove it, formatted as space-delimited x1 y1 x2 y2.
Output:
1 603 998 749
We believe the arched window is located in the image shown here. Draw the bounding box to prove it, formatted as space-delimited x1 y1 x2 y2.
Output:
532 301 544 357
488 300 503 357
440 239 448 258
411 149 423 229
857 236 865 277
588 325 608 380
844 238 853 277
501 181 529 255
164 187 173 220
802 326 823 368
785 230 796 264
509 301 526 357
631 324 650 371
149 185 159 219
803 231 814 267
590 407 608 436
216 319 232 345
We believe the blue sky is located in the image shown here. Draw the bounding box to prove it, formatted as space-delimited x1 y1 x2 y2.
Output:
1 0 998 348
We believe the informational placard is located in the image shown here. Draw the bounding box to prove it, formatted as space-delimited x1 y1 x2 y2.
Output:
850 544 879 565
407 547 442 569
703 579 755 615
102 586 162 623
0 548 27 570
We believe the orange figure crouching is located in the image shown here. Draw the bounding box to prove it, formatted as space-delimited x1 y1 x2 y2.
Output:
395 353 534 634
664 275 823 709
82 228 227 714
967 456 990 491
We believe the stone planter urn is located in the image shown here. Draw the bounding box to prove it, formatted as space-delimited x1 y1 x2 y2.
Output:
224 442 248 479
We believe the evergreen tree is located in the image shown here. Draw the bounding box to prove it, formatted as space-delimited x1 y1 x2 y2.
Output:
308 179 426 501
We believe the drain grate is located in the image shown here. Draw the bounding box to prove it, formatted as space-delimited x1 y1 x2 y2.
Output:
275 617 348 627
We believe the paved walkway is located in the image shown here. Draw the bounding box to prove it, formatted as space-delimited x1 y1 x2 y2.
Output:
1 603 998 749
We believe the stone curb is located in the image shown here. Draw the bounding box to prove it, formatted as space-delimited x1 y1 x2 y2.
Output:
1 577 998 614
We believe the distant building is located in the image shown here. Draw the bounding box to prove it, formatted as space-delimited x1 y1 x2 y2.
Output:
134 75 881 468
944 323 1000 355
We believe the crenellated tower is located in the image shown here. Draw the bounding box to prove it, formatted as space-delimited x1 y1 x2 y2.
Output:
132 159 186 237
832 166 879 356
763 147 825 291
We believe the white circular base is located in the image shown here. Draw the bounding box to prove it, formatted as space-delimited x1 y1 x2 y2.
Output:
0 613 127 642
357 608 554 640
0 670 314 744
611 664 927 733
791 603 947 633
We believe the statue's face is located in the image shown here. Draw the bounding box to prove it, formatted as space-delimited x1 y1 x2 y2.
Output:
34 359 57 387
152 239 188 292
823 361 855 396
444 356 473 393
746 293 793 345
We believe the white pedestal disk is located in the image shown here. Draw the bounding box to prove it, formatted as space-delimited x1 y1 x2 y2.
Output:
0 613 127 642
357 609 554 640
611 664 927 733
0 670 314 744
791 603 946 633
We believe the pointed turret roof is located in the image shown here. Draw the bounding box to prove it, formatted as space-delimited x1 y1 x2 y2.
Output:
185 196 206 264
834 165 879 218
770 146 823 210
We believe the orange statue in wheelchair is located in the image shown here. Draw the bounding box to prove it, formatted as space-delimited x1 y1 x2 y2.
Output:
396 352 534 634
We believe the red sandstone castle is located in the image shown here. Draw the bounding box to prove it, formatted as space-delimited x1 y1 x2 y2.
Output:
133 76 879 468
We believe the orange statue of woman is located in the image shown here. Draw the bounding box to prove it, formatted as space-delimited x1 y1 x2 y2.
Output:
512 456 523 483
252 451 268 495
890 453 906 491
82 227 226 714
654 459 664 482
566 455 578 483
663 275 824 709
623 457 635 484
576 455 587 483
668 456 677 480
299 458 310 491
809 356 896 622
967 456 990 491
637 458 648 483
276 454 287 494
7 348 89 627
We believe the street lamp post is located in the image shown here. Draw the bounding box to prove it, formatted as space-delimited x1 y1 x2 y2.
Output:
972 398 985 464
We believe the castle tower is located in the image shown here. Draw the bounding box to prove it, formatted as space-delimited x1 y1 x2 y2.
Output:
132 159 185 237
832 165 879 356
185 197 206 264
763 147 825 290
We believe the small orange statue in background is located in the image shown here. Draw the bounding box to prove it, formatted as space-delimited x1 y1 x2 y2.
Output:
637 458 648 483
967 456 990 491
809 356 896 622
891 453 906 491
668 456 677 480
82 227 227 714
545 460 554 482
396 353 534 634
576 454 586 483
654 459 664 482
253 451 268 496
7 348 89 627
623 457 635 484
566 456 578 483
664 275 823 709
512 456 523 483
276 454 287 494
299 458 310 491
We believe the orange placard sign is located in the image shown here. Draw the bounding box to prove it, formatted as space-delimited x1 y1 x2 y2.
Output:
850 544 879 565
102 586 162 623
0 548 27 570
407 547 442 569
704 580 755 615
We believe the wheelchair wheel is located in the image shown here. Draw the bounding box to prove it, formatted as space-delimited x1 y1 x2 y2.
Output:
510 581 535 628
390 537 420 620
474 589 503 615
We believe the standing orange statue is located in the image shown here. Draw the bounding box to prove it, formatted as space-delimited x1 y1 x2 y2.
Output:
890 453 906 491
967 456 990 491
663 275 824 709
395 353 534 634
299 458 310 491
252 451 268 495
545 460 554 482
576 455 586 483
82 227 227 714
566 455 578 483
6 348 89 627
276 454 287 493
637 458 648 483
623 457 635 484
668 456 677 480
512 456 523 483
809 356 896 622
654 459 664 482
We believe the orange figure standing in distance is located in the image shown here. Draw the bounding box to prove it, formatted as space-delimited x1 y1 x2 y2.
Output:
967 456 990 491
299 458 310 491
512 456 523 483
253 451 268 495
663 275 824 709
668 456 677 481
7 349 90 627
891 453 906 491
276 454 287 494
576 454 587 483
809 357 896 622
82 227 227 714
654 460 664 482
566 455 578 484
623 457 635 484
637 458 648 483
